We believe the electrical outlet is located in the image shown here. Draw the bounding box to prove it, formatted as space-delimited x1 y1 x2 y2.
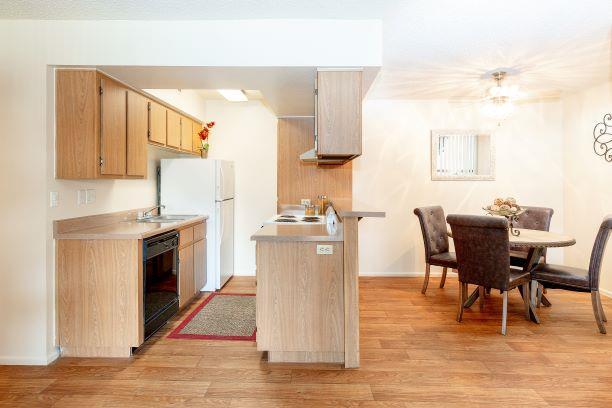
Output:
49 191 59 208
300 198 311 206
77 189 86 205
316 245 333 255
86 189 96 204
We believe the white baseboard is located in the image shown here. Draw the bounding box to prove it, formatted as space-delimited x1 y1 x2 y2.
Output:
600 288 612 299
0 347 59 365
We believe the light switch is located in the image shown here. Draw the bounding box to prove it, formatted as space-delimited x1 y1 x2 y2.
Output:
49 191 59 208
77 189 86 205
86 189 96 204
316 245 334 255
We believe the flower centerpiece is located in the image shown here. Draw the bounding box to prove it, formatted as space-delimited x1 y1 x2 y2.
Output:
197 121 215 158
483 197 524 236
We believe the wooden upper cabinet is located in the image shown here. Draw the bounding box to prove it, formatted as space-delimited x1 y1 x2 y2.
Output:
56 70 98 179
316 70 362 158
148 101 167 145
99 77 127 176
166 110 181 149
126 91 148 177
180 116 193 152
56 68 200 180
192 121 202 153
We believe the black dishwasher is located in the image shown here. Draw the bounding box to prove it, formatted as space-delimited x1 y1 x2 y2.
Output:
143 231 179 340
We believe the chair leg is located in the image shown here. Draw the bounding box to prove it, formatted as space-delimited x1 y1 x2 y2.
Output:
530 280 538 306
421 263 431 294
439 267 448 288
479 286 485 310
522 283 530 320
536 284 543 308
457 282 465 322
591 291 607 334
501 291 508 335
596 291 607 322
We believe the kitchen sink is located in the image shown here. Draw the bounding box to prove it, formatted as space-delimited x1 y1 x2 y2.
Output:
135 215 197 223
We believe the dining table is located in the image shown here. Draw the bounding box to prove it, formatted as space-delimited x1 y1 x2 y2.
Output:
450 228 576 323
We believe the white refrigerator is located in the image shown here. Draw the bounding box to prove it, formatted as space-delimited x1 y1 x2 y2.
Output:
160 159 235 291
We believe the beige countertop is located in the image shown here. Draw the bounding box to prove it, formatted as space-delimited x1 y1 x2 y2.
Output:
251 223 343 242
54 215 208 240
337 210 386 219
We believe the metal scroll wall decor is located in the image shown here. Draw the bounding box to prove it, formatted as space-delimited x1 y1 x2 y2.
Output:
593 113 612 162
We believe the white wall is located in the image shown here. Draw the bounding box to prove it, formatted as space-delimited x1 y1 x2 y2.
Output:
0 19 381 364
562 81 612 295
354 99 565 276
204 100 278 276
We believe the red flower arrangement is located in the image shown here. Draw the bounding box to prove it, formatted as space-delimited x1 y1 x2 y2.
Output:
198 121 215 152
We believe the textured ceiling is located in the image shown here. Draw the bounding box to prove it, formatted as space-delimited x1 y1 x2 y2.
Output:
0 0 393 20
2 0 611 101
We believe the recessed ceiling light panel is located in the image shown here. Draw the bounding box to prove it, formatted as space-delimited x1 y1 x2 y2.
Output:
217 89 248 102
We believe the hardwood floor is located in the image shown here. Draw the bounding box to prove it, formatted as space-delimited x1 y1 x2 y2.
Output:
2 276 612 407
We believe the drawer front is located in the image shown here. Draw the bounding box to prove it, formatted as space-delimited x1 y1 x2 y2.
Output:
193 222 206 241
179 227 194 247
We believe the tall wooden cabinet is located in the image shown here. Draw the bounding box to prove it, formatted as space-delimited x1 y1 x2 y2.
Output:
56 69 203 179
315 69 363 160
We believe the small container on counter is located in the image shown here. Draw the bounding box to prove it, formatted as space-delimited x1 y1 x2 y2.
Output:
318 195 329 214
304 204 316 216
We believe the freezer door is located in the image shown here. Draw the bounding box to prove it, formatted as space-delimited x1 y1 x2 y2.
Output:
216 198 235 288
216 160 235 201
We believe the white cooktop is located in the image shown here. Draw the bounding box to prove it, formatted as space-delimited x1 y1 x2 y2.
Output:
264 214 326 225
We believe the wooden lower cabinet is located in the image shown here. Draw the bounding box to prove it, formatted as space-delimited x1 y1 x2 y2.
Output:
256 241 344 363
179 244 195 308
56 239 143 357
178 221 207 308
194 238 207 291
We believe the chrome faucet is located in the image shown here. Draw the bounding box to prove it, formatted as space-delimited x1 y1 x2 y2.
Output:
138 205 165 220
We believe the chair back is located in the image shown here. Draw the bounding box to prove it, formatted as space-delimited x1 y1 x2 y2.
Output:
447 214 511 291
514 206 554 231
588 215 612 289
512 206 554 255
414 206 450 260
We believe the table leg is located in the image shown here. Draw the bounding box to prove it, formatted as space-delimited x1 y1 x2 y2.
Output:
523 247 552 307
518 284 540 324
463 286 480 308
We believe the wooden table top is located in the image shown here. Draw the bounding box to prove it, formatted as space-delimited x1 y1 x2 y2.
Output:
448 228 576 248
507 229 576 248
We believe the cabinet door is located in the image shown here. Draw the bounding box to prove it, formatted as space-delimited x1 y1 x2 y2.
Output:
99 77 127 176
126 91 148 177
167 110 181 149
316 70 362 157
179 245 195 308
180 116 193 152
148 101 167 145
192 121 202 153
193 239 207 292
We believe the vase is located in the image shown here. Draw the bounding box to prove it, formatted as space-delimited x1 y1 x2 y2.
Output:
200 149 208 159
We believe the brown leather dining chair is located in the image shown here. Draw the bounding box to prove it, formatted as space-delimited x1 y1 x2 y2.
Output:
447 214 531 335
533 215 612 334
414 206 458 294
510 206 554 268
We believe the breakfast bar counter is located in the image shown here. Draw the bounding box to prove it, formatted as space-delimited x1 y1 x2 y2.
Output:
251 210 384 368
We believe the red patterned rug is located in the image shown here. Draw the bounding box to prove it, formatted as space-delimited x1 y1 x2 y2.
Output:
168 293 256 341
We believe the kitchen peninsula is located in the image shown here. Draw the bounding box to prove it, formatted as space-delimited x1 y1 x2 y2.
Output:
252 210 384 368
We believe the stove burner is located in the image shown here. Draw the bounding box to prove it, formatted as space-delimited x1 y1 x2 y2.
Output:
302 217 321 223
279 215 296 218
275 218 297 223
